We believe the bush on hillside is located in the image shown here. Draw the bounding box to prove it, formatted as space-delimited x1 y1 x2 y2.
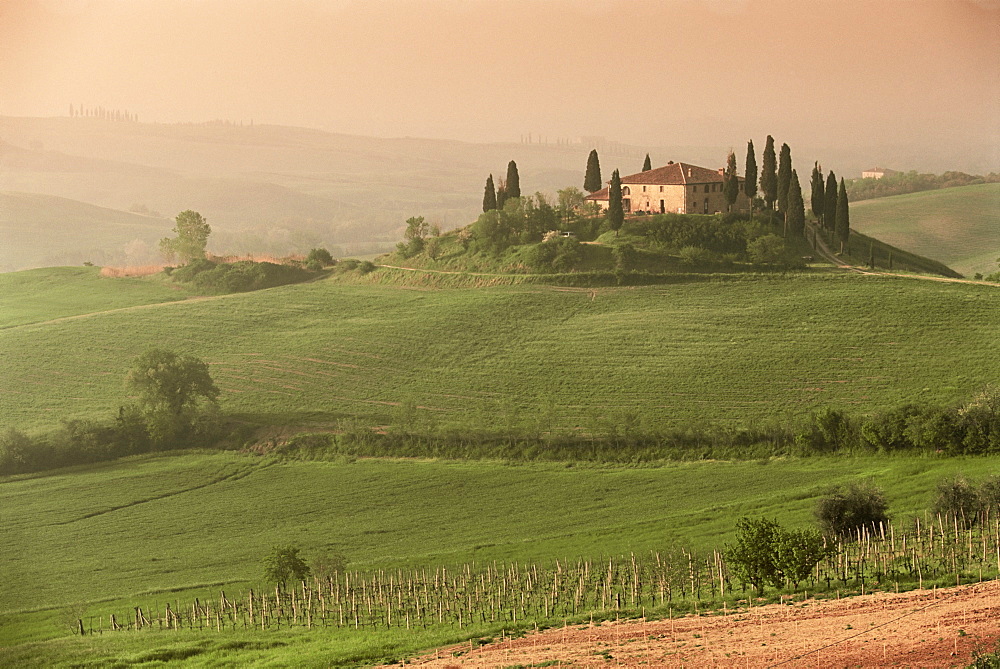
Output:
724 517 829 593
933 475 981 527
169 259 315 293
306 247 335 266
816 483 889 539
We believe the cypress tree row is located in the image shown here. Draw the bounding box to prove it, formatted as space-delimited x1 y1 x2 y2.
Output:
824 171 838 232
642 154 652 172
760 135 777 211
584 150 602 193
810 163 825 224
483 174 497 212
787 169 805 237
744 140 758 220
776 143 792 215
506 161 521 200
608 169 624 236
724 150 740 212
836 178 851 253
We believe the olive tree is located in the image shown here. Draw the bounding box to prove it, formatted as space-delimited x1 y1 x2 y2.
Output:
125 349 219 446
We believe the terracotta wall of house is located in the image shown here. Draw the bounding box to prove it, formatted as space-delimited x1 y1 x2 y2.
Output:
621 183 687 214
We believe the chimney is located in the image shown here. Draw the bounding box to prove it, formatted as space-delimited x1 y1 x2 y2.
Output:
687 168 692 177
718 168 725 175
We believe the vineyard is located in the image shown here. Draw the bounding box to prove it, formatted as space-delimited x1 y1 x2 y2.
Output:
89 516 1000 638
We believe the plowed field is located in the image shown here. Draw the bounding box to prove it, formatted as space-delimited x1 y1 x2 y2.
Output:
391 581 1000 668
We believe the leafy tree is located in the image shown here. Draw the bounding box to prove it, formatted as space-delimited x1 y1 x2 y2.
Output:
816 483 889 539
306 248 334 266
744 140 758 220
723 150 739 212
310 549 348 582
823 171 838 232
584 149 603 193
125 349 220 446
774 528 830 589
776 143 792 215
760 135 777 211
835 178 850 252
556 186 585 224
263 545 311 588
810 162 825 224
483 174 497 212
506 160 521 200
159 210 211 264
933 475 981 527
642 153 652 172
724 517 783 593
607 169 624 236
786 168 805 237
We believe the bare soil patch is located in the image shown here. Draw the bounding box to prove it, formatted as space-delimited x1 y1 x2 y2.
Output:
391 581 999 668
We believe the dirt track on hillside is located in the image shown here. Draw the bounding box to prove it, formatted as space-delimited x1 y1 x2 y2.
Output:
385 581 1000 668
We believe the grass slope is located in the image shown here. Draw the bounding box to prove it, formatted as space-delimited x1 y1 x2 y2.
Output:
2 270 998 434
849 183 1000 278
0 192 172 272
0 267 188 328
2 451 997 663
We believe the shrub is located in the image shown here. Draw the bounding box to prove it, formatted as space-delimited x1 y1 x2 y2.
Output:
860 405 922 451
306 247 335 266
677 245 714 266
816 483 889 539
933 475 982 527
796 408 855 454
358 260 376 274
724 517 783 593
724 517 829 592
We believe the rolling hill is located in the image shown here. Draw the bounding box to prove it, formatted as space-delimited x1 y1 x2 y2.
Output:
0 192 173 271
2 267 997 436
1 265 999 666
849 183 1000 278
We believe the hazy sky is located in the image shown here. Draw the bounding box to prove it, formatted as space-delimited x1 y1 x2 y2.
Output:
2 0 998 156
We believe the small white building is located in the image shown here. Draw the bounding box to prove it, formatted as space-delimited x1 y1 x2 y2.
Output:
862 167 899 180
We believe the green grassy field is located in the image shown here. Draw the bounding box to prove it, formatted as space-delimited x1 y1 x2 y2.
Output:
849 183 1000 278
0 266 189 328
2 450 997 666
2 268 998 436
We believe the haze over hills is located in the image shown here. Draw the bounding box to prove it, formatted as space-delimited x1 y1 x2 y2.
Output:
6 114 990 273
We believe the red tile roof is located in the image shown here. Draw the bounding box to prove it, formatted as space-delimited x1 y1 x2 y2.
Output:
583 162 741 201
622 162 726 185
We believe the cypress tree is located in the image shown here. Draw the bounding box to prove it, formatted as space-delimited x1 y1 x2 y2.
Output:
836 178 850 253
787 169 805 237
824 171 838 232
608 169 624 236
584 149 602 193
776 143 792 214
496 179 508 210
744 140 758 220
642 154 652 172
483 174 497 212
724 150 740 213
506 161 520 199
760 135 777 212
810 162 825 225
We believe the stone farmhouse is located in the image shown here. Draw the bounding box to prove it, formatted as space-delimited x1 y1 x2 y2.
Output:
862 166 899 179
585 161 749 215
